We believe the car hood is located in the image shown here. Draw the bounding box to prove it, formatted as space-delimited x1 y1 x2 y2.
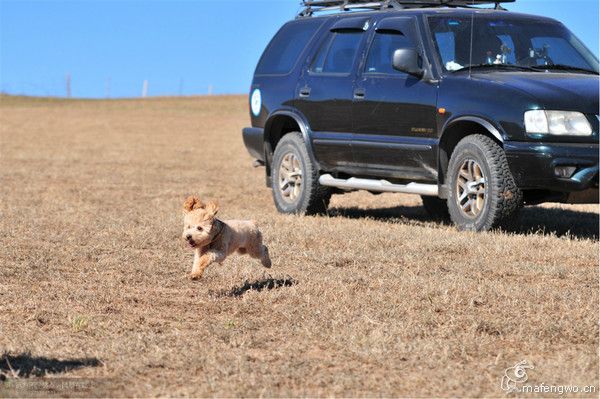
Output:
472 72 599 114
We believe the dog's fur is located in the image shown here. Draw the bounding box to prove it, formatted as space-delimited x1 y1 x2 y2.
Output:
182 196 271 280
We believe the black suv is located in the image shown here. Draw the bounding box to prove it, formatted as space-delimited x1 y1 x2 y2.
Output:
243 0 599 231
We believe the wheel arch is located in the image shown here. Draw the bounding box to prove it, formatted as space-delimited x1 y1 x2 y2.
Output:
263 110 319 179
438 116 505 188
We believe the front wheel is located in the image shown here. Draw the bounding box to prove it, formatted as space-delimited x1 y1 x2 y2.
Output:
447 135 522 231
271 132 331 215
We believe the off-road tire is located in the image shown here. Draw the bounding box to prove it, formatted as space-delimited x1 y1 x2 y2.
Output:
421 195 450 220
447 134 522 231
271 132 331 215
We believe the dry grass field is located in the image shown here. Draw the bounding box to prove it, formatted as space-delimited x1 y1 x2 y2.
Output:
0 95 598 397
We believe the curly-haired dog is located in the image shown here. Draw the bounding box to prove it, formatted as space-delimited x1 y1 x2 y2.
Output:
182 196 271 280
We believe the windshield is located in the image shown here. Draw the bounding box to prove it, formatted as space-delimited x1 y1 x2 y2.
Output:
427 15 599 73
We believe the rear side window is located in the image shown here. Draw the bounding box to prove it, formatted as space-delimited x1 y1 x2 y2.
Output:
255 20 323 75
365 32 412 74
310 31 364 74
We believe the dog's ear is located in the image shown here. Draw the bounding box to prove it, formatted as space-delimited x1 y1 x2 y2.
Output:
204 200 219 217
183 196 203 212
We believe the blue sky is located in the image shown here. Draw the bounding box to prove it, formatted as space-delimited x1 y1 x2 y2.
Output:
1 0 598 98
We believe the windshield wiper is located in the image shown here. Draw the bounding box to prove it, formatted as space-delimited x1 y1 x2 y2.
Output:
530 64 599 75
452 63 538 73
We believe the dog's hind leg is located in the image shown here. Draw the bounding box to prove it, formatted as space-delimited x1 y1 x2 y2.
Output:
247 234 272 268
260 245 272 268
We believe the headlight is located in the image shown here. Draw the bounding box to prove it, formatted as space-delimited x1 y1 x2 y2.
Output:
525 110 592 136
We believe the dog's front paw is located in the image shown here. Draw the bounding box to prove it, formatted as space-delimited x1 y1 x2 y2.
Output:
189 272 203 281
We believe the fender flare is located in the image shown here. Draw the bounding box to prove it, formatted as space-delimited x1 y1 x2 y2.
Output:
264 109 320 168
441 115 505 143
437 116 506 197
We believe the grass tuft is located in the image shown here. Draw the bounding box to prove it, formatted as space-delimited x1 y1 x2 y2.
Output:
70 315 89 333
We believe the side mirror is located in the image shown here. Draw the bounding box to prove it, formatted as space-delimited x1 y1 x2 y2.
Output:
392 48 424 78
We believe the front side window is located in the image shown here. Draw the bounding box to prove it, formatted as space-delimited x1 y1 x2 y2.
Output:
365 31 412 74
427 16 599 73
433 31 456 67
310 31 364 74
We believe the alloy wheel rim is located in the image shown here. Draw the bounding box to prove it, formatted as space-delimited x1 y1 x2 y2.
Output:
456 159 486 218
278 152 303 203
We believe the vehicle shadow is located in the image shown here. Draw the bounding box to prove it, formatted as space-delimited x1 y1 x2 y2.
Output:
327 204 599 240
0 352 100 379
504 206 598 239
328 204 447 224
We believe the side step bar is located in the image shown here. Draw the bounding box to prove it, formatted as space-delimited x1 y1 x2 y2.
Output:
319 174 438 196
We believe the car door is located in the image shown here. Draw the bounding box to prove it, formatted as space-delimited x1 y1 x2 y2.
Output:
294 16 370 171
352 16 438 182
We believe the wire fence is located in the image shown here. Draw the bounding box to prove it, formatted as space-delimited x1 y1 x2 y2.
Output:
0 77 220 99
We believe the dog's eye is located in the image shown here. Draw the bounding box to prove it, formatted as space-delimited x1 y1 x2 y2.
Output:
197 226 203 232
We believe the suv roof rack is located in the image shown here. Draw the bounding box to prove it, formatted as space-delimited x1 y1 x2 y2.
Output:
298 0 515 17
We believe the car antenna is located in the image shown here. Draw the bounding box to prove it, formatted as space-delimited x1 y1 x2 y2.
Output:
468 0 475 78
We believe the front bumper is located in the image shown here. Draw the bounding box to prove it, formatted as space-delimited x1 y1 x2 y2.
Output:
505 141 599 193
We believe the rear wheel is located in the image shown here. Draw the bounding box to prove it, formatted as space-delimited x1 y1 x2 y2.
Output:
447 134 522 231
271 132 331 215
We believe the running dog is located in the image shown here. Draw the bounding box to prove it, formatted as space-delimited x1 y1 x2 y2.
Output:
182 196 271 280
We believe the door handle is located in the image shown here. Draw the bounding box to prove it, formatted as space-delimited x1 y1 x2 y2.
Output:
354 88 366 99
299 87 311 98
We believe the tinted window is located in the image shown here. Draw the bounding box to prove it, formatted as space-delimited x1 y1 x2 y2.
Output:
256 20 322 75
365 32 412 74
310 35 334 73
311 31 363 74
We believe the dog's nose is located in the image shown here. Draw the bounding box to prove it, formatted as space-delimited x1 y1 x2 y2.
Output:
186 234 192 241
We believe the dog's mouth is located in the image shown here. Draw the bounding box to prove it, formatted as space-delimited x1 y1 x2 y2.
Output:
187 241 197 248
